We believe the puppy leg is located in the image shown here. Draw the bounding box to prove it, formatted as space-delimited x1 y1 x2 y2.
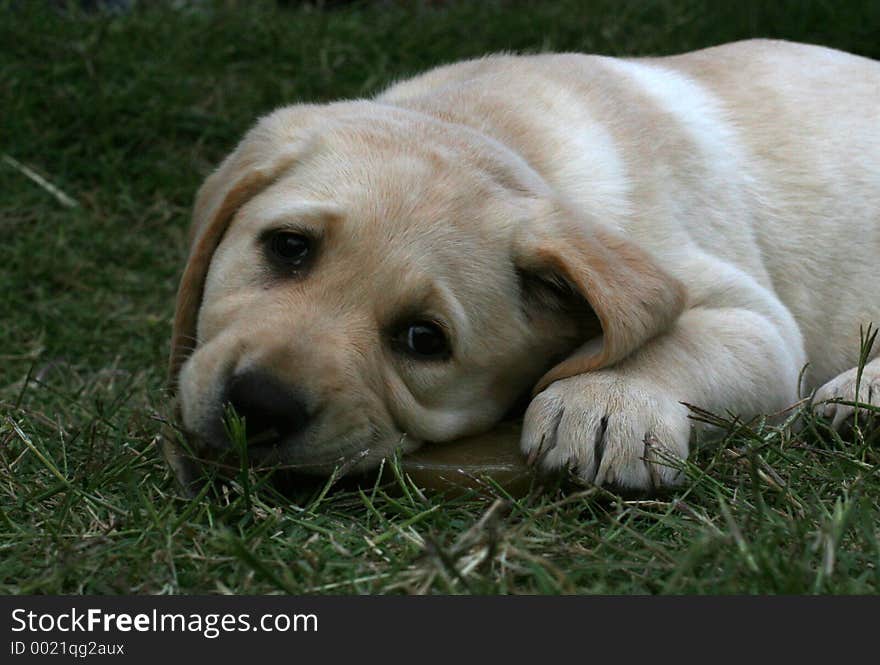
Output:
811 358 880 431
522 305 805 490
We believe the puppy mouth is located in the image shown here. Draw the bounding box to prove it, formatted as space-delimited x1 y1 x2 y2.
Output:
227 425 299 466
223 421 386 473
179 393 405 478
178 417 291 470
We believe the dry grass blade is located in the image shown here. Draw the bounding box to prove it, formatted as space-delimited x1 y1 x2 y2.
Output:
3 154 79 208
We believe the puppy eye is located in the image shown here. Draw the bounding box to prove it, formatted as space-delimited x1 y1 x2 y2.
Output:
267 231 311 268
395 321 451 360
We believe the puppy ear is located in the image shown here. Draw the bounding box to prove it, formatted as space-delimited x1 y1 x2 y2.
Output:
513 202 686 394
168 109 313 392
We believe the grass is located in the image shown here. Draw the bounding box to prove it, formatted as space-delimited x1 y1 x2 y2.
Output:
2 0 880 594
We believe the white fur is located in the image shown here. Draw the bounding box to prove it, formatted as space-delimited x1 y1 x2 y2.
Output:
813 359 880 430
510 45 879 487
382 42 880 489
175 40 880 491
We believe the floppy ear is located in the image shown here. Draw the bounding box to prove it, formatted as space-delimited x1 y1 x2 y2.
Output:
513 202 687 394
168 109 313 392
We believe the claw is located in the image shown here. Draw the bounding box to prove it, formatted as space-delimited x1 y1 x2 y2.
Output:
526 435 545 467
526 406 563 467
643 433 663 491
593 415 609 483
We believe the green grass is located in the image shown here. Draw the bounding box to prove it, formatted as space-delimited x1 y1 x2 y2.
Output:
2 0 880 594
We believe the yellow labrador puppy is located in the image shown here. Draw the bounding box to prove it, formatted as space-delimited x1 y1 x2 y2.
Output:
168 39 880 491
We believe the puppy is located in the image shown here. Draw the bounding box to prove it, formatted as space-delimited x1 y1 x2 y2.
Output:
167 39 880 491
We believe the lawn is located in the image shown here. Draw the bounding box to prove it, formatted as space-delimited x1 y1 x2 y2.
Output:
2 0 880 594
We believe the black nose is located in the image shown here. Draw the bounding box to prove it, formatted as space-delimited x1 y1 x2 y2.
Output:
223 371 311 447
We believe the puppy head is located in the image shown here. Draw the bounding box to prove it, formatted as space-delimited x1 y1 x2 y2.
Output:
168 102 684 478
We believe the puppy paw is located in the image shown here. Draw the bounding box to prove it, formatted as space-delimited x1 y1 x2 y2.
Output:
522 372 692 490
811 363 880 430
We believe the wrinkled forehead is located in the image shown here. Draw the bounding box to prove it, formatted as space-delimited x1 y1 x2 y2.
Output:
212 138 526 316
232 135 524 261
